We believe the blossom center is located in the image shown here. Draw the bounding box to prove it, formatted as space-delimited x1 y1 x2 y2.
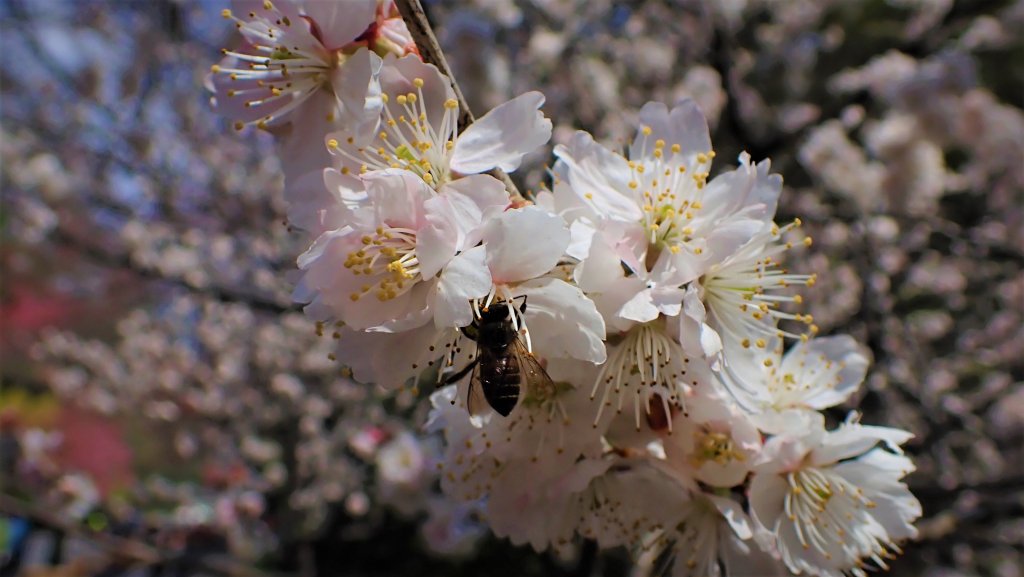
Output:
629 128 715 257
690 427 745 467
783 467 899 564
330 79 460 188
590 319 691 430
344 226 420 302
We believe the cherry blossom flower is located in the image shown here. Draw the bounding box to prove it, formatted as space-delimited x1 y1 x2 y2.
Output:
749 417 921 577
295 168 506 331
663 388 762 488
210 0 386 136
681 220 818 360
554 101 779 298
719 335 871 433
326 54 551 189
662 493 782 577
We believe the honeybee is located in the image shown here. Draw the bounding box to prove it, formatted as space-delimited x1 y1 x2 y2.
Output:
444 298 554 417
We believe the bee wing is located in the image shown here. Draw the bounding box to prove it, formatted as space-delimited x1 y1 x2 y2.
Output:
466 359 491 417
511 337 556 398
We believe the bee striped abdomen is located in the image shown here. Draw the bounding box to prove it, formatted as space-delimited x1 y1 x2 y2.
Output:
479 347 520 416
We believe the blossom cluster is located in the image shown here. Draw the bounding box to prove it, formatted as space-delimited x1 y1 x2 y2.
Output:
209 1 922 575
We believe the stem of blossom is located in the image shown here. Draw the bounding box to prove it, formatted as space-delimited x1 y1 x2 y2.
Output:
393 0 525 202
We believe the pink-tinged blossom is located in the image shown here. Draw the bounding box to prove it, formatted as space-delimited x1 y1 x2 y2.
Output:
749 417 921 577
210 1 419 233
295 168 506 331
211 0 384 134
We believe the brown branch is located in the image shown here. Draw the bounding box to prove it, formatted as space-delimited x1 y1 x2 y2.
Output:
394 0 524 201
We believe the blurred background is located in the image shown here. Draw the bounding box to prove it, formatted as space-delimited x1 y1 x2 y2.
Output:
1 0 1021 575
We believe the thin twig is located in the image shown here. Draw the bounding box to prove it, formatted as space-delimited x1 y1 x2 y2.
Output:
393 0 524 201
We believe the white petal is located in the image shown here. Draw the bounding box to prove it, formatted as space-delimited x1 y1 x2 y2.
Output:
450 91 552 174
554 131 643 222
629 100 711 162
514 278 606 363
433 246 492 328
618 288 660 324
708 494 754 540
302 0 376 49
274 90 341 183
362 169 429 228
441 175 510 248
747 472 788 535
781 335 870 410
483 206 569 283
332 48 383 144
417 196 460 279
812 423 914 465
286 169 343 234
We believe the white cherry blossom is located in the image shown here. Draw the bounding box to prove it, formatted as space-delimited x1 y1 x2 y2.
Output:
554 101 780 294
720 335 871 434
749 417 921 577
326 55 551 189
682 220 817 359
664 388 762 488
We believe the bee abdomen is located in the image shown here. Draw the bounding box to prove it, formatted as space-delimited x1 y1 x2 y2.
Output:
483 356 520 416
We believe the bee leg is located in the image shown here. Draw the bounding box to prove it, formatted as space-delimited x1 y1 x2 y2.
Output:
442 357 478 385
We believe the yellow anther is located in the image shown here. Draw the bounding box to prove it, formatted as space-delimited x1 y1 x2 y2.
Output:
653 149 663 158
755 339 766 348
628 181 638 189
423 173 434 184
793 294 803 304
804 236 813 247
211 64 221 73
763 359 774 367
642 126 652 136
413 78 424 88
396 95 407 105
263 0 273 10
696 153 708 163
444 98 458 109
406 92 417 102
381 93 389 103
741 339 751 349
221 9 233 18
671 143 681 153
654 139 665 148
349 293 360 301
327 139 339 149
